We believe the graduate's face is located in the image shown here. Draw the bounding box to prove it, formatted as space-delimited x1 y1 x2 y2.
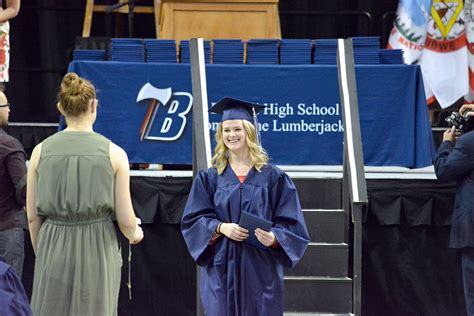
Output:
222 120 247 153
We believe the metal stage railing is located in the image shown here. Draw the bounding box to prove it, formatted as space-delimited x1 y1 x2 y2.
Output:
336 38 368 316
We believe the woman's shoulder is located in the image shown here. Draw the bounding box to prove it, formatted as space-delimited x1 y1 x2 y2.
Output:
42 131 111 156
256 164 288 187
207 167 221 184
207 166 218 176
261 163 284 177
193 167 219 182
40 131 62 149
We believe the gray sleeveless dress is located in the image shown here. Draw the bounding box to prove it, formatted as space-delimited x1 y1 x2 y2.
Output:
31 131 122 316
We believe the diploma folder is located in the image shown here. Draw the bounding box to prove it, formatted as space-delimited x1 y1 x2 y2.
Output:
238 211 273 250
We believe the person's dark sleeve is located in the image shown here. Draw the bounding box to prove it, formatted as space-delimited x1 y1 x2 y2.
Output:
181 170 220 266
5 150 27 206
435 135 474 182
269 171 310 268
0 261 33 316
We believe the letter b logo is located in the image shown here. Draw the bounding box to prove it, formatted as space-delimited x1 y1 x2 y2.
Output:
146 93 193 141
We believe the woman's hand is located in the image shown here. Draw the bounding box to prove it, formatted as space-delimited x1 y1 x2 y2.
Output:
130 226 144 244
255 228 276 247
130 218 144 244
220 223 249 241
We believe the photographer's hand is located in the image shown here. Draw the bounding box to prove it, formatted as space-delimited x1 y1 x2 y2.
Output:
443 126 456 142
459 104 474 116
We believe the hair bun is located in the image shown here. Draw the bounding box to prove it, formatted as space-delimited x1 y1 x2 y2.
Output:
61 72 82 96
57 72 96 117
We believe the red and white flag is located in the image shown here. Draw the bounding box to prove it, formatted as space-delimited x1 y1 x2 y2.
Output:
388 0 470 109
420 0 468 108
388 0 431 64
464 0 474 101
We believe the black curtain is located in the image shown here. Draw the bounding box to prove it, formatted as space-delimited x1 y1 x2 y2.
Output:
362 179 465 316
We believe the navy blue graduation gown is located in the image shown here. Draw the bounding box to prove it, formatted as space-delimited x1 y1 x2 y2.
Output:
181 164 309 316
0 258 33 316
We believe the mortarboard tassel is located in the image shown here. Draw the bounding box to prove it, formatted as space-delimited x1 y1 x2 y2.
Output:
253 107 262 151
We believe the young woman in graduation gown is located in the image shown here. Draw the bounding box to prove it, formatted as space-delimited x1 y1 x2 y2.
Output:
181 97 310 316
26 73 144 316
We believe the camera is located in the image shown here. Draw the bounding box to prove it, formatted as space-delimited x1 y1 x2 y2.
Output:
445 111 474 134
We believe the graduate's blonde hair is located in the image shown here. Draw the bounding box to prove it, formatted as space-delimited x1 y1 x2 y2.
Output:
211 120 268 175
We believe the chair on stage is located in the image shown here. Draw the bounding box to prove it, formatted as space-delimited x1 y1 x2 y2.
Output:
82 0 161 38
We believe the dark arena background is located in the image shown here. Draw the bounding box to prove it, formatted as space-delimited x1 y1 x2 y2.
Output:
6 1 465 316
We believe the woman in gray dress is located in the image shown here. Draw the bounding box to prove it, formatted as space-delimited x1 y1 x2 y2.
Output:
26 72 144 316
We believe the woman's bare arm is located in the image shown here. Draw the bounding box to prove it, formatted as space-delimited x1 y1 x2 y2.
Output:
26 143 42 255
109 142 143 243
0 0 20 22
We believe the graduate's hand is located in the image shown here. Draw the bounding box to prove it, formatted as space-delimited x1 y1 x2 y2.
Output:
255 228 276 247
220 223 249 242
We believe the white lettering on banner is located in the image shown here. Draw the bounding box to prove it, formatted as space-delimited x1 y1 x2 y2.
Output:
208 121 271 131
260 122 270 131
208 101 343 135
209 121 220 130
263 102 294 118
297 103 340 115
272 119 343 135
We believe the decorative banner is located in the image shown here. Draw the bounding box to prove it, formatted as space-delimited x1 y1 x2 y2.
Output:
388 0 431 64
420 0 468 107
464 0 474 102
389 0 471 108
68 61 434 168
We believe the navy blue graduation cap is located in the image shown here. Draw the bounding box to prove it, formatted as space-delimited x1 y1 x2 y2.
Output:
209 97 265 124
209 97 266 146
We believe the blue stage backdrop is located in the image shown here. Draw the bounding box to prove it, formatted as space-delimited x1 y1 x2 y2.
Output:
68 61 435 167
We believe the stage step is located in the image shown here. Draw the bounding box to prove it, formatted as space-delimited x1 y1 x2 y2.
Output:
284 180 352 314
294 178 342 209
285 242 348 277
284 276 352 313
303 209 346 243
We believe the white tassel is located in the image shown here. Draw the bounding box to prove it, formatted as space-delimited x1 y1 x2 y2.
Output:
253 107 262 151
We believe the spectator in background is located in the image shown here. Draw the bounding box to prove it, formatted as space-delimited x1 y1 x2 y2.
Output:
0 90 27 278
0 0 20 91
